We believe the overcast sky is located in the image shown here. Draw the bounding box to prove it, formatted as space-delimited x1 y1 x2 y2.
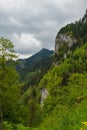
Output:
0 0 87 58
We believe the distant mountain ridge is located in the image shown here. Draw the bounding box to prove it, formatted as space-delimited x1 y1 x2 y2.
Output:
16 48 54 80
24 48 53 64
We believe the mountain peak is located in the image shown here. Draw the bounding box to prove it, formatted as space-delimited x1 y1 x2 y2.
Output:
17 48 54 68
30 48 53 60
39 48 53 53
41 48 49 51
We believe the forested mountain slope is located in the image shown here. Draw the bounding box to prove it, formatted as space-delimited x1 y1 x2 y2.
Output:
37 9 87 130
16 48 53 80
16 48 53 95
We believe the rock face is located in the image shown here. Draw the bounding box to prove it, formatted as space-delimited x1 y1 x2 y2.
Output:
55 34 77 54
55 34 77 52
41 88 48 106
54 33 77 64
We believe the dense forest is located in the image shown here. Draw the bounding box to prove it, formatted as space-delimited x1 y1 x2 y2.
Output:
0 10 87 130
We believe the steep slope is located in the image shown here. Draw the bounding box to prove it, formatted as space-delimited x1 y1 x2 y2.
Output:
37 9 87 130
54 9 87 64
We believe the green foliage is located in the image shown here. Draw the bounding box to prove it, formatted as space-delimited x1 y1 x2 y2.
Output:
38 42 87 129
38 71 87 129
73 44 87 59
27 99 42 127
1 9 87 130
0 37 24 130
3 121 31 130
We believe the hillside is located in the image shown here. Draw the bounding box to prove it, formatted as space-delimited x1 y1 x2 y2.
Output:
37 9 87 129
16 48 53 94
1 9 87 130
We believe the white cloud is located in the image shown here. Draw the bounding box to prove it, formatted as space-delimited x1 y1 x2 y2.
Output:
16 53 32 59
44 21 58 29
12 33 42 54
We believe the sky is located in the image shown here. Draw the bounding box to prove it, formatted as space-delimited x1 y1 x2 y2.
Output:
0 0 87 58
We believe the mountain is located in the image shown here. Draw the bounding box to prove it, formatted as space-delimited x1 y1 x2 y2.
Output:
19 48 53 64
16 48 54 93
17 48 53 77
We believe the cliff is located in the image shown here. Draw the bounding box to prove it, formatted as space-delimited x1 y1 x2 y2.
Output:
54 9 87 64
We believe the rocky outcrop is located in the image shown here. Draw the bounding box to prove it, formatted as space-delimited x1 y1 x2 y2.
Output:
55 34 77 54
54 33 77 64
41 88 48 106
